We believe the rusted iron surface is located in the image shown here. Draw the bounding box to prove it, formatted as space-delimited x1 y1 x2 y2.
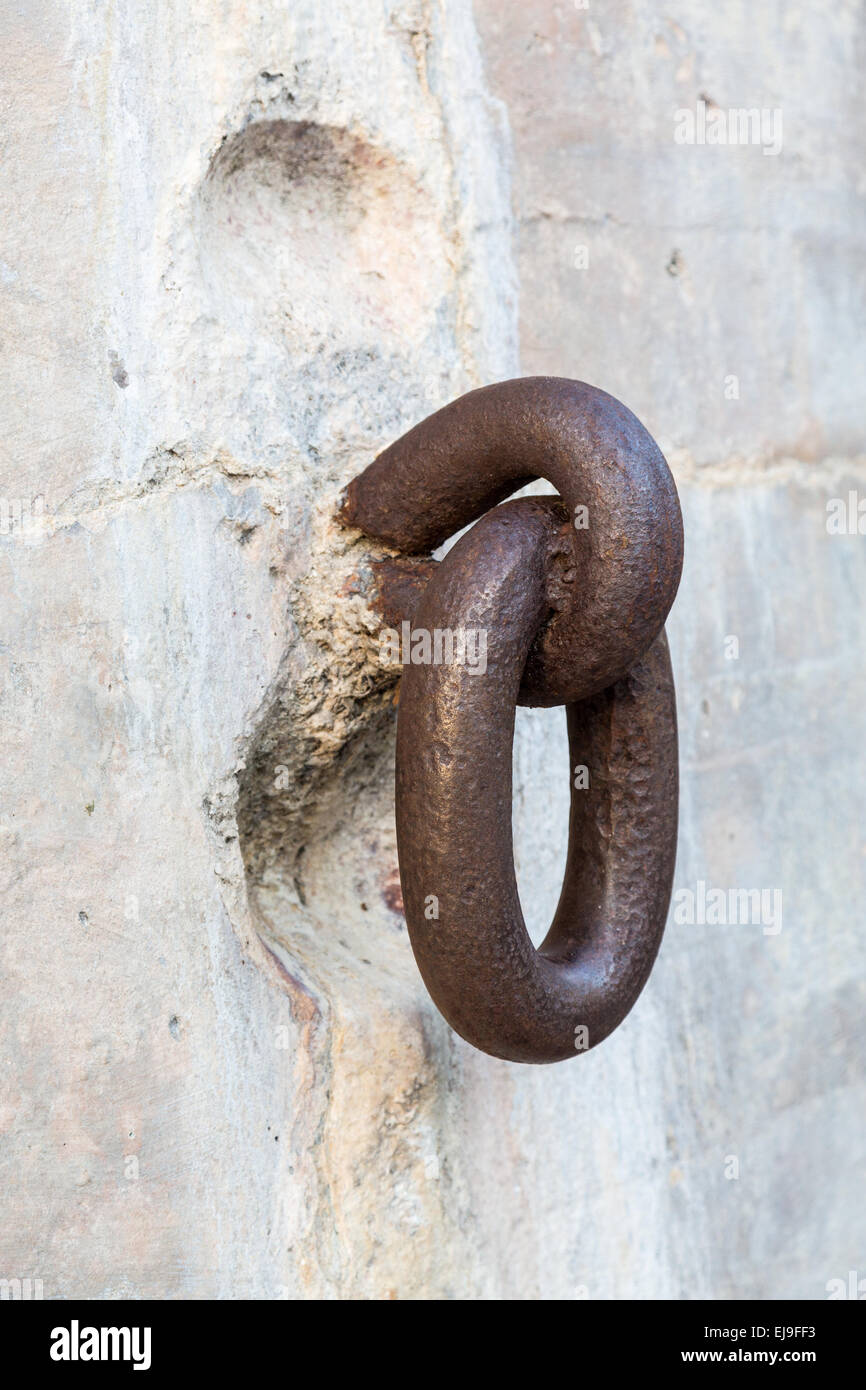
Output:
369 556 440 633
342 377 683 705
339 377 682 1062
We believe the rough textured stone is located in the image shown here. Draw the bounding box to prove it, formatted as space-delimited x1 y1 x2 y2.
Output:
1 0 864 1301
0 0 515 1299
474 0 866 468
476 0 866 1299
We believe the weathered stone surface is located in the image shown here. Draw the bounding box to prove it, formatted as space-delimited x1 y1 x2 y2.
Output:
1 0 863 1301
476 0 866 1299
0 0 515 1299
511 463 866 1298
474 0 866 468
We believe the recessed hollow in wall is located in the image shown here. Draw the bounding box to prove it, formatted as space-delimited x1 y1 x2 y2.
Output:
194 112 463 1018
198 118 453 353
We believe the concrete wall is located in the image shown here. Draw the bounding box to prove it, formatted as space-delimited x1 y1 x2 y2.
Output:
0 0 863 1299
474 0 866 1298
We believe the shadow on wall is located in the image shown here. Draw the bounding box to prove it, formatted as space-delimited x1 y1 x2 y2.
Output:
194 117 456 463
195 115 434 971
197 115 466 1297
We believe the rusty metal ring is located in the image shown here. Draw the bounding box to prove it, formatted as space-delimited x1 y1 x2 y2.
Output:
340 378 682 1063
341 377 683 705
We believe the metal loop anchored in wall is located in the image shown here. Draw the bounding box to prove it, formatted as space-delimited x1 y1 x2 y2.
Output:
340 377 683 1063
